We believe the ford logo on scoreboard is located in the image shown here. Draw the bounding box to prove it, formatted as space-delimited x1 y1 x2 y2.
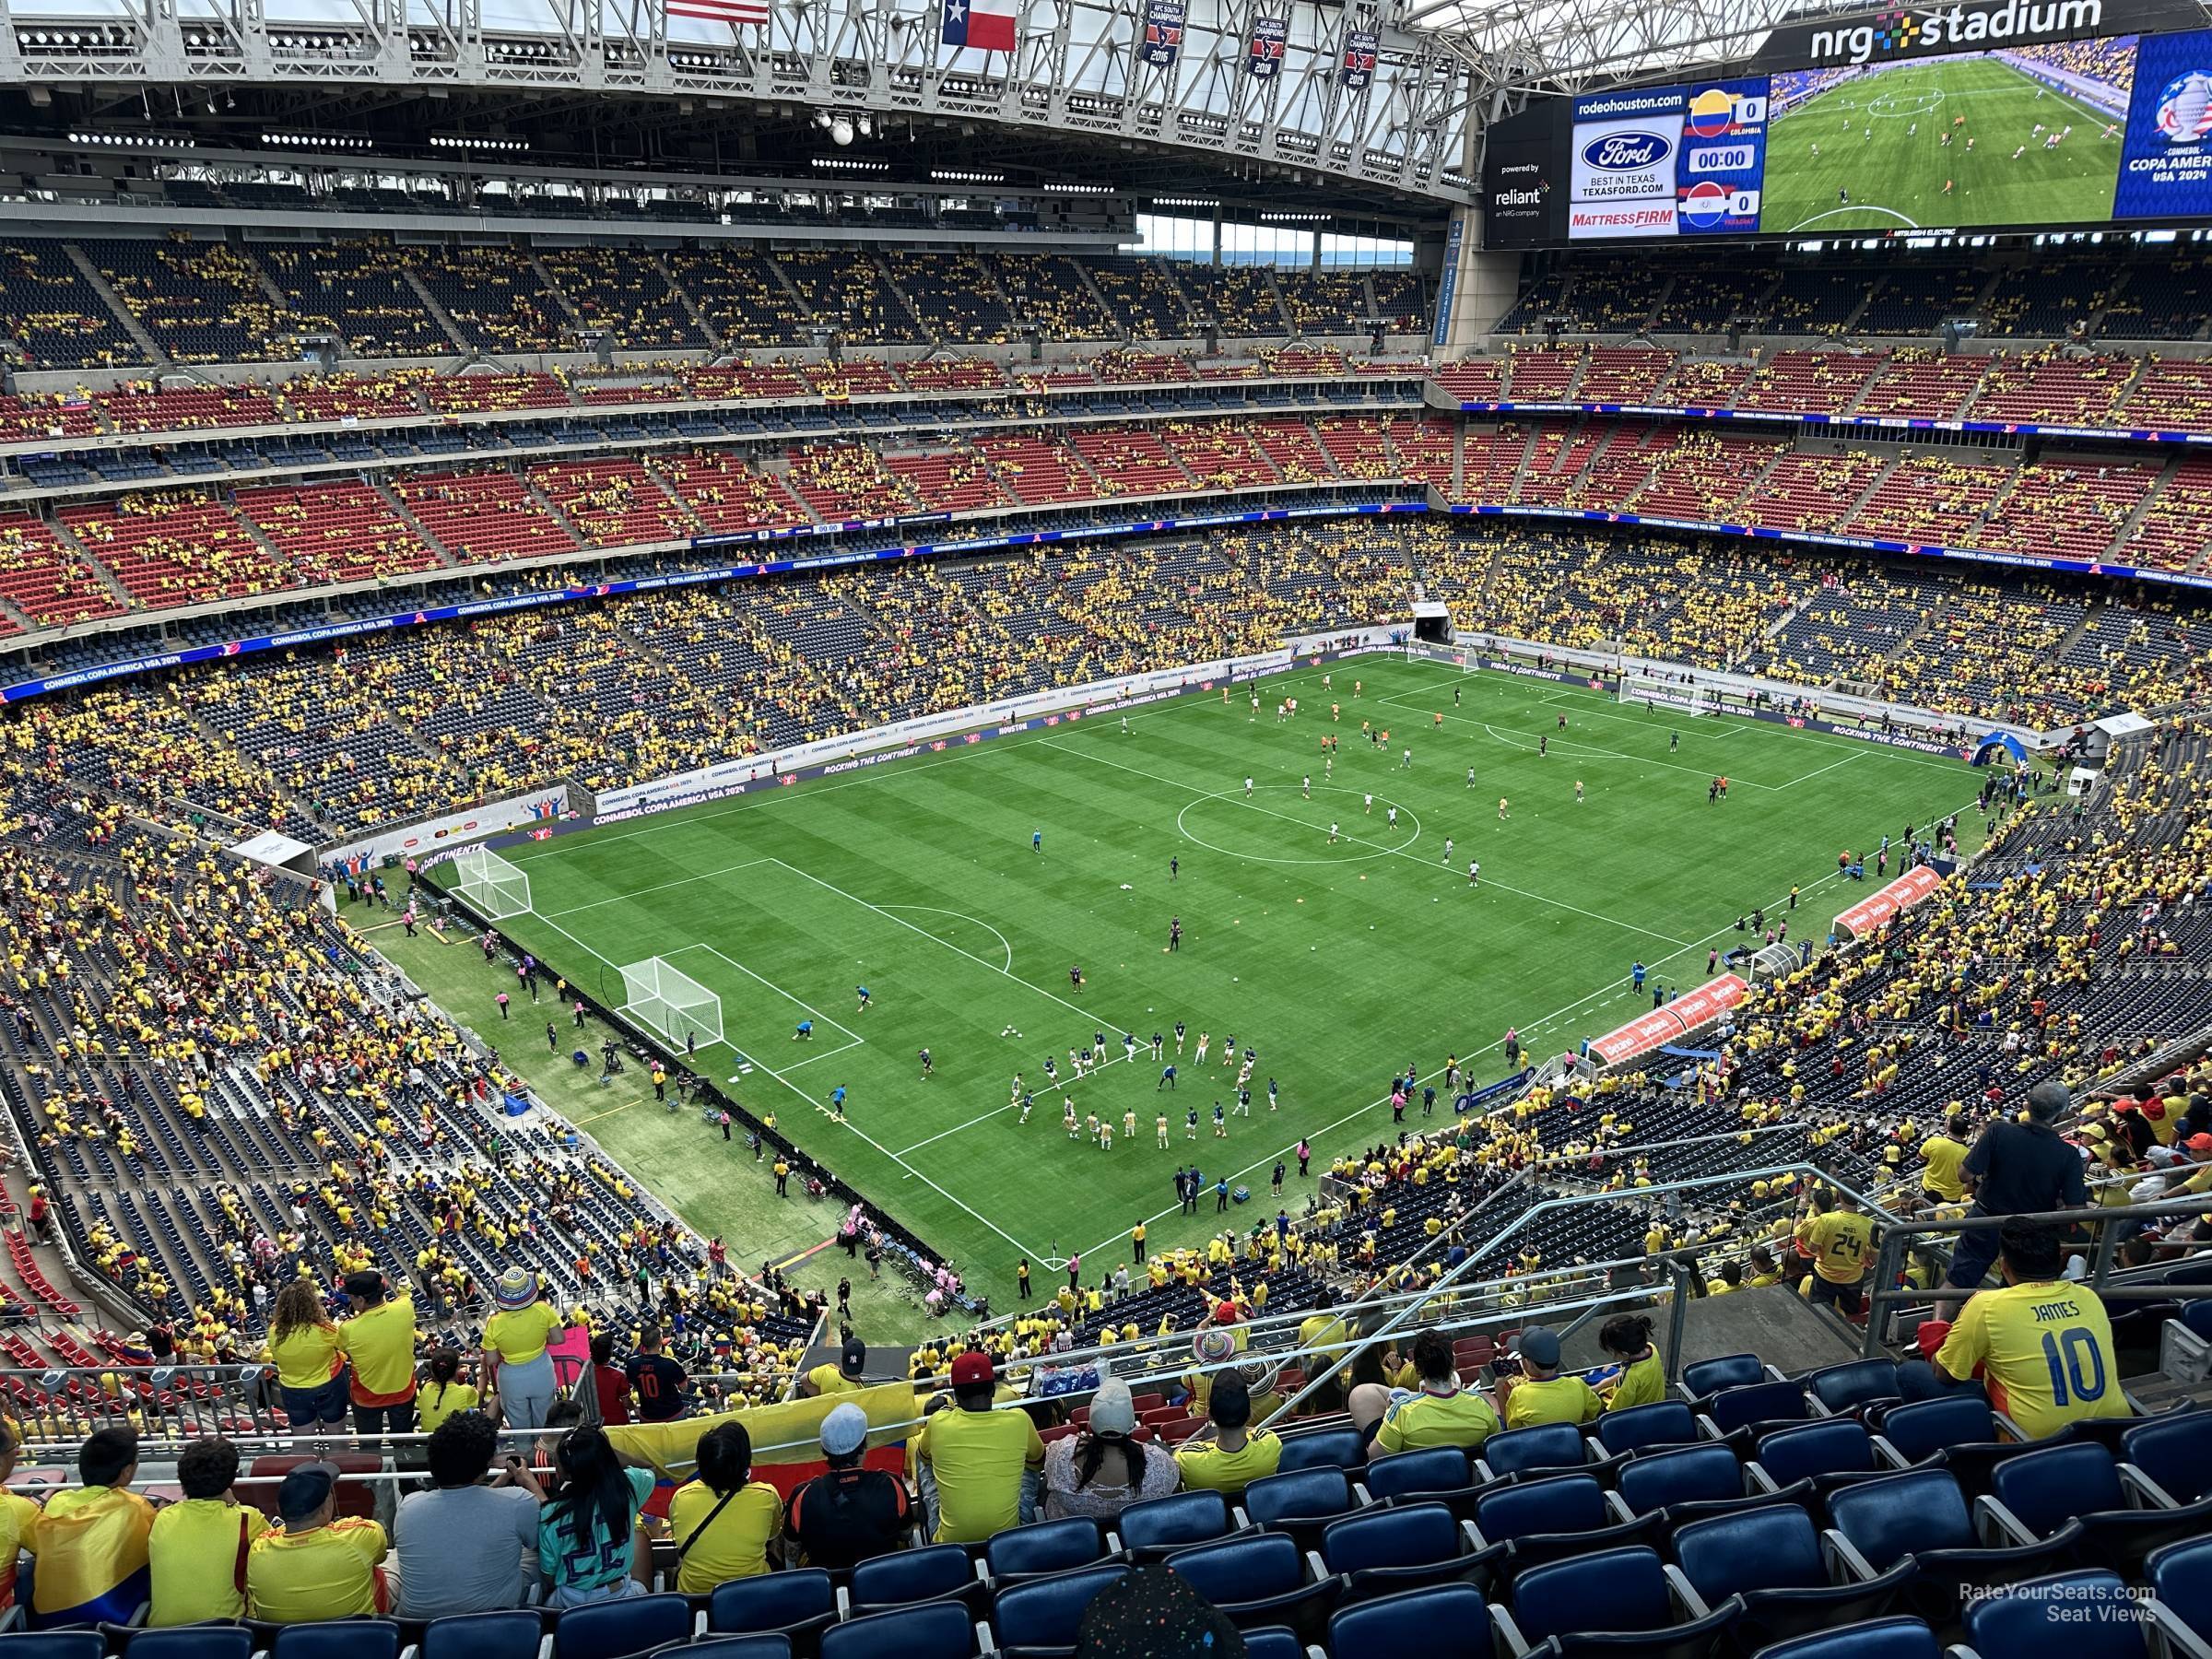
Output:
1583 130 1673 170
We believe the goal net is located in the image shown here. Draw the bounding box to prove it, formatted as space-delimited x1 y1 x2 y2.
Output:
1618 675 1712 717
618 957 724 1050
449 848 534 920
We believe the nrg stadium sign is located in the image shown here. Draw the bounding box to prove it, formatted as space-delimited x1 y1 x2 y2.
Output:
1751 0 2198 67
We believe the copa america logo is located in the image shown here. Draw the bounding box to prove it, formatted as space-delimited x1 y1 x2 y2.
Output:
2155 69 2212 144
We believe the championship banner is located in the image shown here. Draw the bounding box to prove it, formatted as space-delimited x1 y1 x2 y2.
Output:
1246 13 1287 76
607 1379 918 1500
1141 0 1185 66
1586 974 1748 1067
1340 23 1376 88
1832 865 1943 943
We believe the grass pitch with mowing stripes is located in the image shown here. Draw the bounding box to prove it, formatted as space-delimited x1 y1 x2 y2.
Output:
1763 55 2124 233
481 659 1985 1292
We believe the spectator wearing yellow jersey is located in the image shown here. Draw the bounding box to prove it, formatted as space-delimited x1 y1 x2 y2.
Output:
1902 1218 2129 1441
1800 1190 1875 1319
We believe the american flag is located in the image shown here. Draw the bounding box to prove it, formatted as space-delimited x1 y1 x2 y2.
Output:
668 0 769 25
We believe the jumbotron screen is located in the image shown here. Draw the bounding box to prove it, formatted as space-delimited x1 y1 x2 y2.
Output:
1481 1 2212 245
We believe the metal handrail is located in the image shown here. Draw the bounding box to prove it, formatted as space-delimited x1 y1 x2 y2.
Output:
1856 1193 2212 1356
1259 1159 1896 1424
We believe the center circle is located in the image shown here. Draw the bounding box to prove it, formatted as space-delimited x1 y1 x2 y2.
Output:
1175 784 1422 866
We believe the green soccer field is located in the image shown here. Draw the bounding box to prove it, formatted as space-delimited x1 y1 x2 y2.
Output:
1763 56 2125 232
481 658 1985 1297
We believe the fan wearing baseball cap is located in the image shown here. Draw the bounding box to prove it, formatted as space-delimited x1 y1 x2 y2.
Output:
246 1462 392 1624
786 1402 909 1568
1496 1327 1601 1429
2177 1131 2212 1199
804 1336 869 1397
914 1350 1044 1543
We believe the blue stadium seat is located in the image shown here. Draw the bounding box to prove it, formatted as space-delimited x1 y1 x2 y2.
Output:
1275 1429 1366 1473
1824 1467 2085 1623
0 1638 107 1659
1241 1630 1306 1659
1681 1355 1766 1397
1960 1571 2143 1659
1495 1543 1740 1659
1805 1361 1901 1417
112 1632 254 1659
1330 1583 1490 1659
1241 1465 1357 1547
821 1603 969 1659
986 1517 1108 1585
1321 1501 1480 1601
1594 1403 1700 1457
418 1610 545 1659
1480 1423 1586 1480
1984 1441 2212 1575
2121 1408 2212 1502
848 1543 984 1615
687 1639 795 1659
1870 1397 2038 1496
988 1563 1128 1659
1475 1473 1610 1545
1869 1394 1997 1464
1469 1471 1663 1572
2146 1535 2212 1651
1706 1380 1810 1438
709 1571 839 1645
1751 1420 1883 1491
1362 1446 1475 1503
1163 1531 1342 1641
1672 1498 1912 1646
269 1622 403 1659
556 1595 691 1659
1112 1489 1233 1560
1748 1617 1944 1659
1613 1444 1750 1518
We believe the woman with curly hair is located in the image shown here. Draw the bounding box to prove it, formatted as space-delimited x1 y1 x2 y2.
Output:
262 1279 349 1435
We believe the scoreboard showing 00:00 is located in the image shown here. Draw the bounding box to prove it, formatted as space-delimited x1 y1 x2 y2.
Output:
1487 0 2212 245
1566 80 1771 240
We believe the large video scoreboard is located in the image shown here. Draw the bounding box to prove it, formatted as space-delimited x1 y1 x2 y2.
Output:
1482 0 2212 246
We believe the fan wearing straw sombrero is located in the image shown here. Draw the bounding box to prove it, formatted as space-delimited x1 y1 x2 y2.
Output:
479 1268 569 1430
1183 1300 1279 1421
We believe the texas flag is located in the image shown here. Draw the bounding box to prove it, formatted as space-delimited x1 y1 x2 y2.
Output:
943 0 1016 51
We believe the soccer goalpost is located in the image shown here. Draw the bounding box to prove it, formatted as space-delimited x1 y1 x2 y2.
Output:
618 957 725 1051
1618 674 1712 717
449 848 535 920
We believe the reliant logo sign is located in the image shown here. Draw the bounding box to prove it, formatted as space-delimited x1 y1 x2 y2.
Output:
1803 0 2101 65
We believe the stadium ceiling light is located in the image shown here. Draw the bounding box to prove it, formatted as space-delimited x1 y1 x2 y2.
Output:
830 115 855 145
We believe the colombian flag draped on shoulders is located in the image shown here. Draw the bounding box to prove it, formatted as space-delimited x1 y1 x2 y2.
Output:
27 1486 155 1628
608 1381 917 1502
